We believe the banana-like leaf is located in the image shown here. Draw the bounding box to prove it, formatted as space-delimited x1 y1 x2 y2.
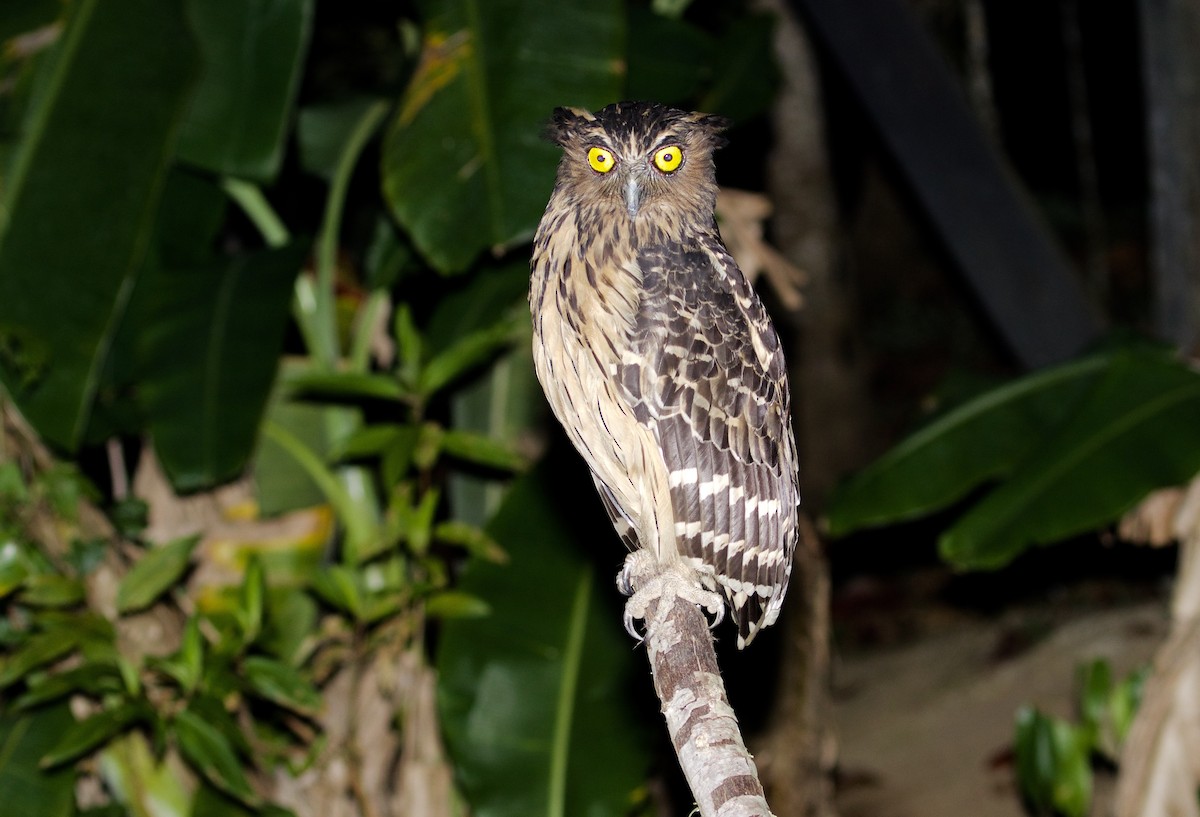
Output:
381 0 624 273
941 347 1200 568
825 351 1112 536
0 0 198 450
0 704 74 817
137 244 305 491
176 0 314 181
437 468 651 817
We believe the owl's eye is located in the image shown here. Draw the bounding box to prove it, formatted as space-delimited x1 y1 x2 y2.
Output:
653 145 683 173
587 147 616 173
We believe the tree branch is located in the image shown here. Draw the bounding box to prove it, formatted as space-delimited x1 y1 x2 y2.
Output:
624 555 775 817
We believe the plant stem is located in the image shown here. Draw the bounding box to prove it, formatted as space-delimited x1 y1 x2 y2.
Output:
312 100 391 369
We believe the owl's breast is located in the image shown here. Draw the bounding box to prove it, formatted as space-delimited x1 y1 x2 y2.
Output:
531 207 645 376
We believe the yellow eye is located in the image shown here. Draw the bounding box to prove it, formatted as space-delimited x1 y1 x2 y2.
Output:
653 145 683 173
587 147 616 173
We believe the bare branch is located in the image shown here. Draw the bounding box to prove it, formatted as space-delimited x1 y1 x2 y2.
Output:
624 554 775 817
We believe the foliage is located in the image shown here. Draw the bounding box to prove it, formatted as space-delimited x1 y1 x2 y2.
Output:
0 0 781 815
437 467 653 817
826 340 1200 569
1014 660 1147 817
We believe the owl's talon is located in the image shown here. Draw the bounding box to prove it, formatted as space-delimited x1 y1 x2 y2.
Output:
619 553 726 645
622 608 645 643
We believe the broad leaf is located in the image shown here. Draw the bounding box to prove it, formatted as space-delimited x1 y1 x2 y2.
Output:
19 574 85 608
826 352 1111 536
941 347 1200 568
15 663 122 710
138 243 305 491
241 656 321 716
0 704 75 817
382 0 624 272
624 6 713 106
426 261 540 525
437 468 651 817
425 589 491 619
297 97 384 182
173 707 257 804
96 732 191 817
176 0 314 180
40 702 145 768
116 535 200 615
0 628 79 689
0 0 198 450
282 370 407 403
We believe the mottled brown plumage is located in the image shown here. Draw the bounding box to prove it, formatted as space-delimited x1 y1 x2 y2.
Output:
529 101 799 648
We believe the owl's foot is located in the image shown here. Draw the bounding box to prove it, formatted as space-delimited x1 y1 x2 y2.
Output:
618 550 725 643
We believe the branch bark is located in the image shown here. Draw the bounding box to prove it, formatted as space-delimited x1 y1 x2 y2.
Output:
624 555 774 817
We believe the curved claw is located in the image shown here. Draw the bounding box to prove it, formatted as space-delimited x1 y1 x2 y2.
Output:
616 563 635 597
706 598 726 630
622 608 645 643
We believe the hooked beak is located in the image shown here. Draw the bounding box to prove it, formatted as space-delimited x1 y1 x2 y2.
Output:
624 175 642 217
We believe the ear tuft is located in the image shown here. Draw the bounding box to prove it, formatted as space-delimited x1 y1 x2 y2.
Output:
545 106 596 146
693 113 732 149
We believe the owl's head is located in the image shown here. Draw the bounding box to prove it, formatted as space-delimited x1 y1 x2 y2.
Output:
546 101 729 222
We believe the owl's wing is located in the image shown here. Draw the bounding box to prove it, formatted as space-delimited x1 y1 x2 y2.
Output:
619 238 799 648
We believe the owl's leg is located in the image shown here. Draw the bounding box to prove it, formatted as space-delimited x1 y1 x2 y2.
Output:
618 549 725 642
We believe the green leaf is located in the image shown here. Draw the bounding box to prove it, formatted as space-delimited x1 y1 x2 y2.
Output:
396 485 440 556
437 467 651 817
238 556 265 646
0 460 29 501
180 616 204 684
0 627 79 688
95 732 191 817
14 663 122 710
425 590 490 619
116 535 200 615
19 574 85 608
153 614 205 694
260 588 318 667
941 347 1200 569
1077 659 1111 739
333 424 407 460
434 520 508 563
1049 719 1092 817
0 0 198 450
263 420 378 560
0 541 32 598
283 370 407 403
40 702 145 769
624 6 713 106
173 708 257 804
252 371 344 515
176 0 314 181
297 97 384 182
1109 666 1147 746
309 565 365 620
0 704 75 817
381 0 624 273
241 655 321 716
826 352 1111 536
138 243 306 491
419 320 519 397
440 429 527 472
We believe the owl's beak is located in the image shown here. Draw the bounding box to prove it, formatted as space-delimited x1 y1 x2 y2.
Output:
624 175 642 216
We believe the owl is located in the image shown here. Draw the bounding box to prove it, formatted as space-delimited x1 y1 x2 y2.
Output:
529 101 799 649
